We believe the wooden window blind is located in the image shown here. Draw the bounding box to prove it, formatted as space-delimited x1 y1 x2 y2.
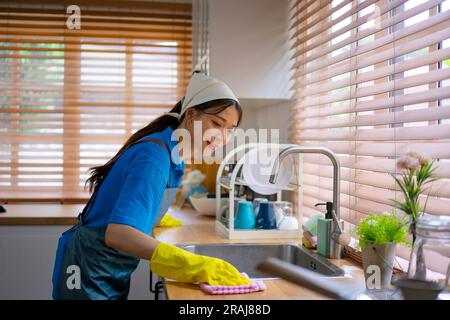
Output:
0 1 192 203
289 0 450 273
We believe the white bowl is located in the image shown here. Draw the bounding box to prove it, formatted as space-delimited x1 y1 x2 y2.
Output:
189 193 228 216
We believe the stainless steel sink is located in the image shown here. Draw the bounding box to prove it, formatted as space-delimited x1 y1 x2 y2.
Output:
179 243 345 279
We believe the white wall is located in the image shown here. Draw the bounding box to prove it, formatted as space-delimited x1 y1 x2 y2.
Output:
254 101 292 144
240 101 292 144
0 225 154 300
209 0 292 99
208 0 293 143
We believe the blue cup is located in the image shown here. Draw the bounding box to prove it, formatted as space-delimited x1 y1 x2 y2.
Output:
256 202 277 229
234 200 256 229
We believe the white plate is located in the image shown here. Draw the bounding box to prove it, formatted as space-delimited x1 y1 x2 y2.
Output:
242 145 294 195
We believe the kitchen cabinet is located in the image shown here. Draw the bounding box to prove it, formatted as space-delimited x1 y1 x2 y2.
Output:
0 205 154 300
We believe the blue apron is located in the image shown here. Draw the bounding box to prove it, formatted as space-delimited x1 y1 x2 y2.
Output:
52 138 178 300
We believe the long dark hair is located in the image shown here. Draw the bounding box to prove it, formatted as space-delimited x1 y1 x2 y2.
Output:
85 98 242 193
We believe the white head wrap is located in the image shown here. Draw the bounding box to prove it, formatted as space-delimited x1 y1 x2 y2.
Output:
165 73 239 121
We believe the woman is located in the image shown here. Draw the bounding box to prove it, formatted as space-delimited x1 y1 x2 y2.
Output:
52 73 251 300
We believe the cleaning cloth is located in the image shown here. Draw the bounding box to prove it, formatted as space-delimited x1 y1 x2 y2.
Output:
199 273 266 295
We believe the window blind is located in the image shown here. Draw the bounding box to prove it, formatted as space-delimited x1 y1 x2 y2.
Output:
0 1 192 203
289 0 450 272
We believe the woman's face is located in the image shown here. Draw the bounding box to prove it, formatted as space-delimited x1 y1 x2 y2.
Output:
185 105 240 161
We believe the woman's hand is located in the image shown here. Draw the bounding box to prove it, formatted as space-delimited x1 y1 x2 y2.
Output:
150 242 252 286
106 224 250 286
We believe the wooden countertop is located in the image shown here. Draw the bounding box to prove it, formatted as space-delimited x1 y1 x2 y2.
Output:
0 204 82 225
154 206 366 300
0 203 366 299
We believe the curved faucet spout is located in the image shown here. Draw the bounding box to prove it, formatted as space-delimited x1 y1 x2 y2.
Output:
269 145 343 259
269 146 340 218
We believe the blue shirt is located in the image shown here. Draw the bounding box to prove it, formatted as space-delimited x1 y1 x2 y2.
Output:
82 127 184 234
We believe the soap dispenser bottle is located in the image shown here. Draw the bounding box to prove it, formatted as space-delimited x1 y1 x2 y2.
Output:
315 202 333 257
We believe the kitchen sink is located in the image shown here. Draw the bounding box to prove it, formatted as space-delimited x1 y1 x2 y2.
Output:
179 243 345 279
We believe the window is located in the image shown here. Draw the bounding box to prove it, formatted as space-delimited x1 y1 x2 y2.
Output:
289 0 450 273
0 1 192 202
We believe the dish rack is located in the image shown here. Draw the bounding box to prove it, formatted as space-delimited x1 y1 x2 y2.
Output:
215 143 303 239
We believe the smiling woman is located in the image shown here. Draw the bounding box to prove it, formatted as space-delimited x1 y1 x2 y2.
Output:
52 71 249 300
85 73 242 191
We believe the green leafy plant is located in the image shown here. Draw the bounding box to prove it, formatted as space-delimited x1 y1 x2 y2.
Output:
355 211 408 248
389 152 439 242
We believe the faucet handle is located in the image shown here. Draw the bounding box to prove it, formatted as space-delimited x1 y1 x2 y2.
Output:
330 209 343 234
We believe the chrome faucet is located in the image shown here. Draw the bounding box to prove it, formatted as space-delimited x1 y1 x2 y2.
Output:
269 146 343 259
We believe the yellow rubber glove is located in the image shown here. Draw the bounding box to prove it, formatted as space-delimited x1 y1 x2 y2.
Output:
157 214 182 227
150 242 252 286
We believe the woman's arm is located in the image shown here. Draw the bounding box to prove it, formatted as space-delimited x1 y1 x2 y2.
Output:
106 223 252 286
105 223 160 260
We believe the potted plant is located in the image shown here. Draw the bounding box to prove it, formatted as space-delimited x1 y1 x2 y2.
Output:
356 211 408 289
390 152 439 280
390 152 439 242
